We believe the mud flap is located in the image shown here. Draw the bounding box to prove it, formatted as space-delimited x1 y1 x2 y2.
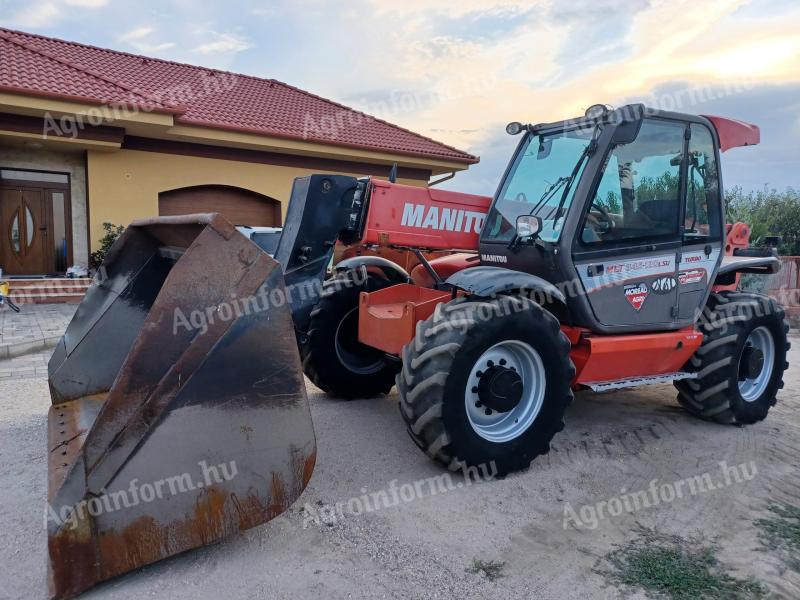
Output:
46 214 315 599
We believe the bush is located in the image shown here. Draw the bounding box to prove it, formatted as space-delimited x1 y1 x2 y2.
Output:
725 186 800 255
89 222 126 270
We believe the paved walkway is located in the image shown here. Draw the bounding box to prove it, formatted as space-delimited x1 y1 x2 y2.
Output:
0 349 51 380
0 304 77 360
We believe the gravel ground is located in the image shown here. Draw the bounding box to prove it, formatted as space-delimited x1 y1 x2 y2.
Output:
1 344 799 600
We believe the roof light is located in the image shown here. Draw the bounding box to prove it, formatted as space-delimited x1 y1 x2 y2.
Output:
585 104 610 119
506 122 525 135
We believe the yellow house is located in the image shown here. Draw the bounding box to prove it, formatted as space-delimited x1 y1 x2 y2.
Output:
0 27 477 276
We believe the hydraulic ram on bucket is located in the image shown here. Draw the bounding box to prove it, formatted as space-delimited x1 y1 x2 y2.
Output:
46 214 315 599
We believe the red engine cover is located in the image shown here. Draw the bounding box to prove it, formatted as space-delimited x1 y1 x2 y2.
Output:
359 179 492 251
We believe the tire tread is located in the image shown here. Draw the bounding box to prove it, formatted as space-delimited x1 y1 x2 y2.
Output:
397 295 574 473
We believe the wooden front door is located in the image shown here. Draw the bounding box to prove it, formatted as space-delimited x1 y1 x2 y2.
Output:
1 186 47 275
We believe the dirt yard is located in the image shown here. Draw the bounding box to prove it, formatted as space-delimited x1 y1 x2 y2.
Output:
1 343 798 599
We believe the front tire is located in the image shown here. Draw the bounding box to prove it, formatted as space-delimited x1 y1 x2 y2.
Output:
302 274 400 398
676 291 790 424
397 295 575 475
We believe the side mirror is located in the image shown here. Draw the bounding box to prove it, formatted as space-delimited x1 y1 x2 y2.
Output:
516 215 543 240
611 118 642 145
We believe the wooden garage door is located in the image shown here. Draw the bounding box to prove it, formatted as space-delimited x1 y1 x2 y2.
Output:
158 185 281 226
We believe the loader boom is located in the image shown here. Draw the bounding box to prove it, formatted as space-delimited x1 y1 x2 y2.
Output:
273 174 490 335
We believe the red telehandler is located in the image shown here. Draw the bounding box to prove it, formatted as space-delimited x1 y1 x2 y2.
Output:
45 104 787 598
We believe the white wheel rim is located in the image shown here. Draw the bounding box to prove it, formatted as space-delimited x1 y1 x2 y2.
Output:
464 340 546 443
738 326 775 402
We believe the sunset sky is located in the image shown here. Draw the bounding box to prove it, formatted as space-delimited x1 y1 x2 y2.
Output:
3 0 798 194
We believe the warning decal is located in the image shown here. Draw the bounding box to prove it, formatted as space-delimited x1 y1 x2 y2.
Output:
678 268 707 285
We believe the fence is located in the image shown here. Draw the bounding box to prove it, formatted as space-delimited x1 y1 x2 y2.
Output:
767 257 800 326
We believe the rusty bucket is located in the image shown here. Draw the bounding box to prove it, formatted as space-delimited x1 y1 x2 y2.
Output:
46 214 315 599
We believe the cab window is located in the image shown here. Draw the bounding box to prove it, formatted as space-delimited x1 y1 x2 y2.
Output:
581 119 684 246
684 124 722 243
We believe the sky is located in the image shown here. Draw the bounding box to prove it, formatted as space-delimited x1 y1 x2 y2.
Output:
1 0 798 196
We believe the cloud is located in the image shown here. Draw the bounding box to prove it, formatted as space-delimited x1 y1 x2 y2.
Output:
193 31 252 55
63 0 108 6
637 81 800 192
133 41 177 53
366 0 536 19
263 0 797 198
447 80 800 196
1 2 62 28
698 35 800 79
250 7 281 18
440 127 519 195
116 25 176 54
119 26 153 42
0 0 107 28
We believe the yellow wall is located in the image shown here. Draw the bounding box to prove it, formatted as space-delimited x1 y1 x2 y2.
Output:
87 149 424 251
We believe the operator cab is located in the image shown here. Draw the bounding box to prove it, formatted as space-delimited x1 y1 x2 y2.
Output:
480 103 740 335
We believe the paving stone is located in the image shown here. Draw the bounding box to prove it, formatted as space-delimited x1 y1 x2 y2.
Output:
0 304 77 362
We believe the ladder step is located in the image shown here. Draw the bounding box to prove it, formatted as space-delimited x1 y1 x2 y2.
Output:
584 371 697 392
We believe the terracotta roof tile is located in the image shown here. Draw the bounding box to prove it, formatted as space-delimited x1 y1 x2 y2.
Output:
0 28 478 164
0 33 172 111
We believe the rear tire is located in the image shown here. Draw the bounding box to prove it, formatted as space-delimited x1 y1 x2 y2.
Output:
397 295 575 475
302 274 400 398
676 291 790 424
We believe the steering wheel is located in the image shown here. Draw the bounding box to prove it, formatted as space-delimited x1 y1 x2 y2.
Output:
515 192 528 203
587 204 614 231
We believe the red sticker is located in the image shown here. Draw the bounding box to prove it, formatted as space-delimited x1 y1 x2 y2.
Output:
624 283 649 311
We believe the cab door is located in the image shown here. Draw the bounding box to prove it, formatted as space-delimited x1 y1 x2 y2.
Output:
675 123 724 324
572 118 685 329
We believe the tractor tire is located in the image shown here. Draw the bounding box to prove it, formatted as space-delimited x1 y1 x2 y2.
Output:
302 273 400 398
397 295 575 475
675 291 790 424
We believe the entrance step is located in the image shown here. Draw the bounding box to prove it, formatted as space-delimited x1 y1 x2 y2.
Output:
584 371 697 392
7 278 91 304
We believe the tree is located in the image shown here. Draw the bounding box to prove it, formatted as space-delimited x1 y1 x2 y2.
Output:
725 187 800 255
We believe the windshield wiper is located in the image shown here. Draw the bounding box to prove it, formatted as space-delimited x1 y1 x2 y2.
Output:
544 137 598 223
529 176 570 216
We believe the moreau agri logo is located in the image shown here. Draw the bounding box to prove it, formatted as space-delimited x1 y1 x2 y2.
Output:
624 282 649 311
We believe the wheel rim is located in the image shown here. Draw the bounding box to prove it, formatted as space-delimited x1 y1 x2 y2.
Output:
738 326 775 402
464 340 546 443
334 307 387 375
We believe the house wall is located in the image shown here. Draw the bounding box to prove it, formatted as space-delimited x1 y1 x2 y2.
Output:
87 148 424 251
0 144 89 266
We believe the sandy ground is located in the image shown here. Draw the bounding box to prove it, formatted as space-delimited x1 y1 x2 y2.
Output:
1 345 799 600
